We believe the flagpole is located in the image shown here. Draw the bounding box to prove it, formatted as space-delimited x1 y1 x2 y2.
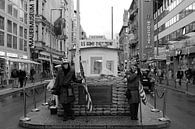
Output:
75 0 80 76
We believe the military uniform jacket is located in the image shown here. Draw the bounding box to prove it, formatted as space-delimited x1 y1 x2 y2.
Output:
53 66 81 104
126 72 140 104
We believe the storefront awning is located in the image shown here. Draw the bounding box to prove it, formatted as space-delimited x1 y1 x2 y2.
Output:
0 57 40 64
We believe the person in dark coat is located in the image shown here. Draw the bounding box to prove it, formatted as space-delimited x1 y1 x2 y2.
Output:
30 67 36 83
18 69 26 88
125 65 140 120
185 67 192 83
177 68 183 86
52 59 82 121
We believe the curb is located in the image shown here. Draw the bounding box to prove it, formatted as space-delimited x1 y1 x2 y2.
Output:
19 116 170 129
19 122 170 129
19 104 171 129
158 84 195 97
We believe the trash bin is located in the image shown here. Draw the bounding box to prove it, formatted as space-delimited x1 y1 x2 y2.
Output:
50 106 57 115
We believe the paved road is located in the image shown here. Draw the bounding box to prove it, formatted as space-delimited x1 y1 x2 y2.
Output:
0 87 50 129
147 86 195 129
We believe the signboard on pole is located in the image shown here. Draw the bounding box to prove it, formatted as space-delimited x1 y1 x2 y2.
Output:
29 0 35 48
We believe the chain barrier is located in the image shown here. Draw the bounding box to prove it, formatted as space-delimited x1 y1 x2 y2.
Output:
156 88 165 99
42 83 48 106
151 84 160 112
31 82 40 112
158 88 170 122
20 78 31 122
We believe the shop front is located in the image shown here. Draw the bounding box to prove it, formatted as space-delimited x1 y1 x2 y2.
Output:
0 51 40 86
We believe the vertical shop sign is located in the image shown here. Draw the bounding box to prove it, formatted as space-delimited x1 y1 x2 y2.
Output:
29 0 35 48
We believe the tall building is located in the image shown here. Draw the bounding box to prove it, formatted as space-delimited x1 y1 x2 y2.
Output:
119 0 154 69
0 0 31 84
31 0 75 72
119 10 129 70
154 0 195 73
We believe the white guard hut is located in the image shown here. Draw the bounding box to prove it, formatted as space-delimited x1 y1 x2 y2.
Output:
72 37 119 77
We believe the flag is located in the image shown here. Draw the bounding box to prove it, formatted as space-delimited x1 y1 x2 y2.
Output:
139 81 147 105
79 56 93 111
54 16 66 36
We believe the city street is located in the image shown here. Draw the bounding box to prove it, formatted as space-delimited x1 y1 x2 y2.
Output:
0 88 50 129
147 86 195 129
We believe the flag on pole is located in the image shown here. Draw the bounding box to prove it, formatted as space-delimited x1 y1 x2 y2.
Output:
79 56 93 112
139 81 147 105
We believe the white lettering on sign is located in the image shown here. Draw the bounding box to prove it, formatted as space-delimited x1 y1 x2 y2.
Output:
80 40 113 48
147 21 151 45
29 0 35 48
7 53 18 58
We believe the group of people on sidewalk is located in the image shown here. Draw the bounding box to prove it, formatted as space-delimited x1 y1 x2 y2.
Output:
11 64 36 88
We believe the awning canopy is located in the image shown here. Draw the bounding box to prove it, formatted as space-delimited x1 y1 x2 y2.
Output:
0 57 40 64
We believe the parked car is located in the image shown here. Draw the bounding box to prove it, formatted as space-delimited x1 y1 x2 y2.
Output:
140 68 153 92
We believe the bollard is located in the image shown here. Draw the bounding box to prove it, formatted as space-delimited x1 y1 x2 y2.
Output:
20 79 31 122
151 86 160 112
139 97 143 124
158 89 170 122
42 84 48 106
31 82 40 112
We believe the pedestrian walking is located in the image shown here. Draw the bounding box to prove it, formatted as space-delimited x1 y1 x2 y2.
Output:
51 58 82 121
125 65 140 120
177 68 184 86
185 67 192 83
18 68 26 88
30 67 36 83
11 64 19 88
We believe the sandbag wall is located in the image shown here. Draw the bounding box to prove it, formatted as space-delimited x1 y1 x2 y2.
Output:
58 77 130 116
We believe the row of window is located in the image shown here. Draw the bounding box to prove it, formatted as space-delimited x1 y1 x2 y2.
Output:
0 15 28 52
0 0 28 24
156 2 195 34
166 2 195 28
154 0 183 20
0 31 27 51
0 16 27 39
156 21 195 46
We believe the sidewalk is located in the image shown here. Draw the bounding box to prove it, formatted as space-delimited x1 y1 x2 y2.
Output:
19 103 170 129
157 79 195 96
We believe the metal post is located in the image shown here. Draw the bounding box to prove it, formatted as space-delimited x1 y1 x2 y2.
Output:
175 78 177 88
42 84 48 106
31 82 39 112
158 89 170 122
185 80 189 94
139 97 142 124
20 78 31 121
151 86 160 112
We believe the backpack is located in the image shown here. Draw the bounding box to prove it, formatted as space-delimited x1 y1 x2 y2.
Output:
11 69 18 78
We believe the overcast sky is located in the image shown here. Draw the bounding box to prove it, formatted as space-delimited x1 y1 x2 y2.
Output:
73 0 133 39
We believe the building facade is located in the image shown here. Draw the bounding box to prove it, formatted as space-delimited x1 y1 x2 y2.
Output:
154 0 195 74
119 0 154 69
0 0 32 85
31 0 70 73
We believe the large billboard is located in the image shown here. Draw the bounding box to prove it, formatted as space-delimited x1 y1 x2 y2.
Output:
138 0 154 61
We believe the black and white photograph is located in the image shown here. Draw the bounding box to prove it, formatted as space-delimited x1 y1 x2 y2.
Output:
0 0 195 129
